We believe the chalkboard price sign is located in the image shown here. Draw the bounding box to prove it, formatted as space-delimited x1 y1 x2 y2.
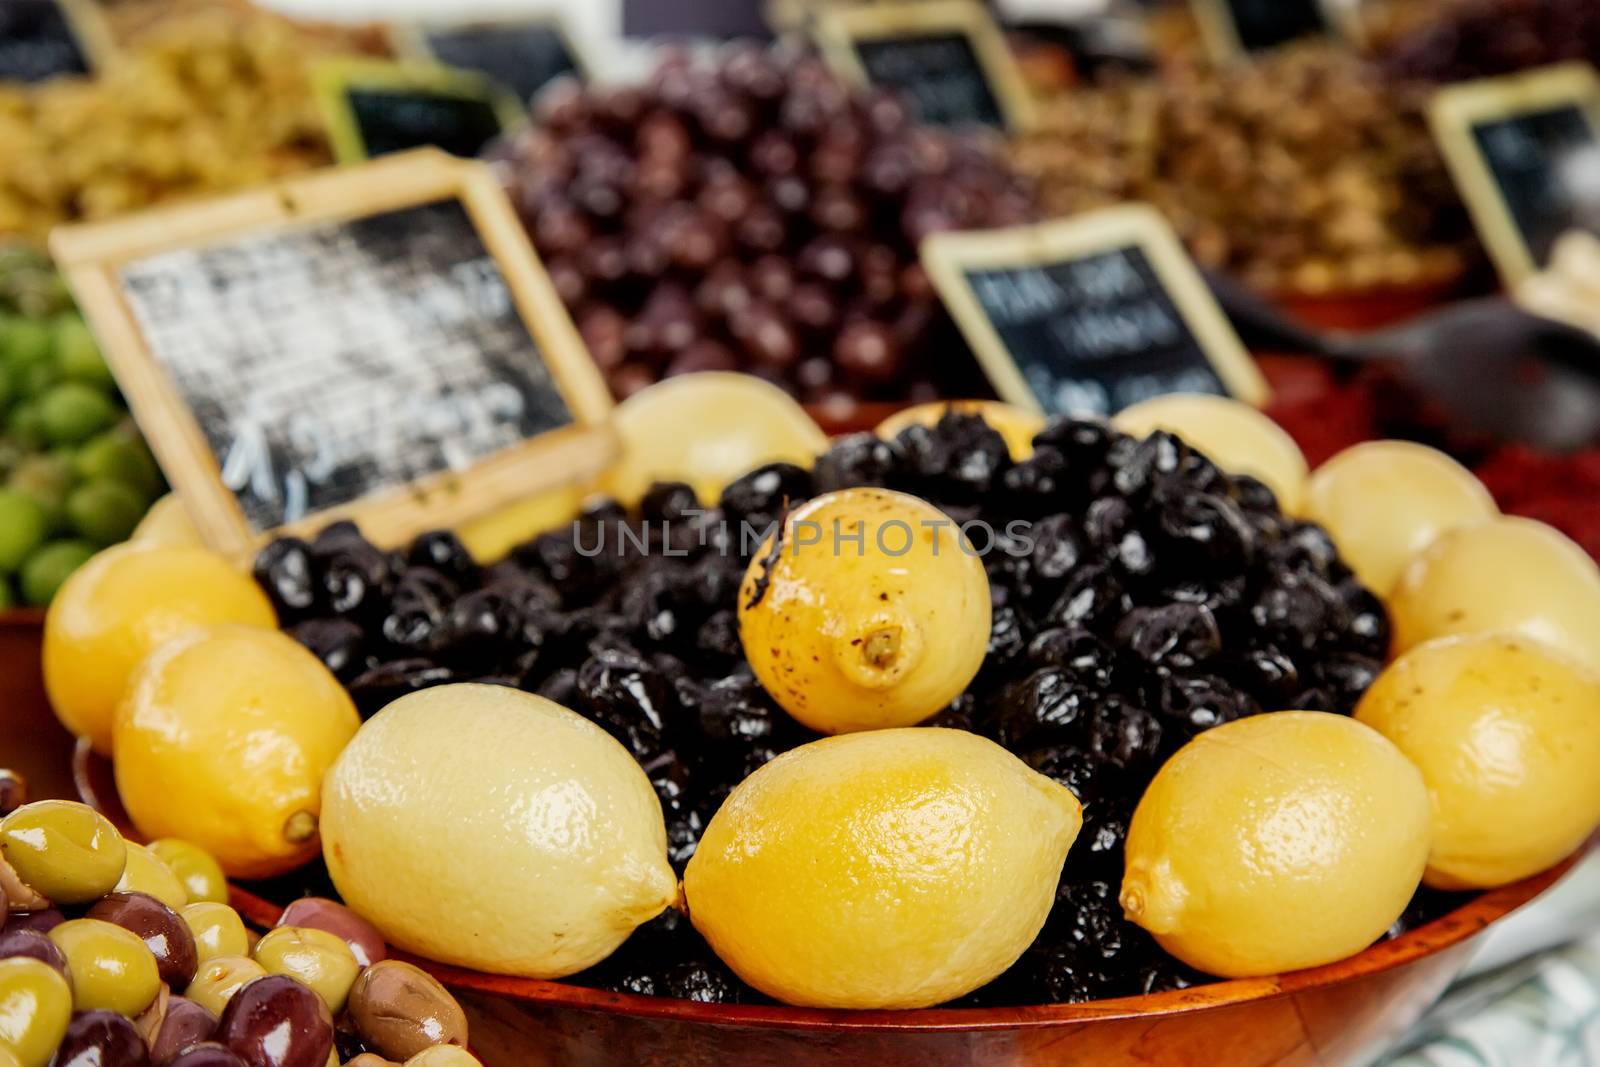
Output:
0 0 105 84
314 60 524 165
395 18 587 106
1430 63 1600 285
50 150 615 556
1190 0 1341 60
815 0 1034 132
921 205 1268 418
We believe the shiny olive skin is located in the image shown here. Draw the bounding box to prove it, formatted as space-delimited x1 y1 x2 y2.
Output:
88 891 200 989
0 956 73 1067
54 1009 150 1067
185 956 266 1017
150 996 219 1066
347 962 468 1063
4 910 63 934
216 975 334 1067
149 841 229 905
50 918 163 1016
166 1044 248 1067
0 800 127 904
252 927 359 1013
114 844 189 912
0 927 69 979
276 898 385 967
182 903 250 964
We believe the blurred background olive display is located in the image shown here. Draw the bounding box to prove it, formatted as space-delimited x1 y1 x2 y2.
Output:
315 60 520 162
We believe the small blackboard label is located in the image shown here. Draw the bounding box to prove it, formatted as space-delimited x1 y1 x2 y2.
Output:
816 0 1033 132
921 205 1268 417
399 19 586 105
0 0 101 84
1430 63 1600 285
51 151 615 556
315 60 523 164
1191 0 1337 58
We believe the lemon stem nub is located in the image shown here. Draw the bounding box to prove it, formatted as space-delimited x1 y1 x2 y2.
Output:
283 810 318 844
862 627 902 670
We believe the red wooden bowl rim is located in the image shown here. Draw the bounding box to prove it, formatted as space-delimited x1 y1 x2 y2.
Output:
224 848 1581 1033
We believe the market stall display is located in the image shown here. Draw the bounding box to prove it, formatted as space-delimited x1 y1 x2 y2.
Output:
0 244 161 607
491 45 1035 410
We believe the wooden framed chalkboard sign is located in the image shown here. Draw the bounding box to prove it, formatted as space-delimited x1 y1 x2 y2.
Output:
313 59 526 164
921 204 1268 418
0 0 111 84
1189 0 1351 62
391 17 588 106
814 0 1035 133
1429 62 1600 285
49 149 616 558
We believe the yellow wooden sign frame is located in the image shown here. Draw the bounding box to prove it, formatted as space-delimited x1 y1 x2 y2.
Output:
813 0 1036 132
1189 0 1357 64
311 57 527 165
920 203 1269 416
388 15 591 95
1428 62 1600 286
49 150 616 559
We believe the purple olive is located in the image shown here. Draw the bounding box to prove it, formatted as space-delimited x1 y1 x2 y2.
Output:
151 996 220 1066
0 927 69 979
0 769 25 816
217 975 333 1067
276 898 386 968
88 892 199 989
6 909 64 934
56 1010 150 1067
167 1044 249 1067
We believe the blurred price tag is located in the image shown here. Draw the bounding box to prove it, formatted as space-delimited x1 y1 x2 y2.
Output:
921 204 1268 417
391 17 588 106
50 150 615 558
1189 0 1352 61
813 0 1034 132
0 0 109 84
1429 62 1600 285
313 59 525 164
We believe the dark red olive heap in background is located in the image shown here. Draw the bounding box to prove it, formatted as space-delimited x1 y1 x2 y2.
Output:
490 45 1036 413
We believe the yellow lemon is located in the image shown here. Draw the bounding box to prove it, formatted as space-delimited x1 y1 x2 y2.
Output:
1121 712 1430 978
738 489 991 733
44 542 277 754
600 372 828 506
1357 634 1600 890
129 493 202 548
320 685 676 979
1390 516 1600 671
875 401 1045 460
455 486 583 564
1302 441 1498 596
1113 393 1308 511
113 624 359 879
684 728 1082 1009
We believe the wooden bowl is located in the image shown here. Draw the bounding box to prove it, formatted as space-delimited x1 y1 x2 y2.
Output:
8 608 1582 1067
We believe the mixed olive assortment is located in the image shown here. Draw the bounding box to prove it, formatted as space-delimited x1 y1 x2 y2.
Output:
0 781 478 1067
491 45 1033 410
1012 44 1474 293
257 412 1450 1004
1378 0 1600 84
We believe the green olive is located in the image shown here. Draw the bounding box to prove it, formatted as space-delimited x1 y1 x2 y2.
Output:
0 957 72 1067
113 842 189 911
182 902 249 964
184 955 266 1017
403 1048 483 1067
0 800 127 904
252 926 359 1013
48 918 161 1017
149 839 228 904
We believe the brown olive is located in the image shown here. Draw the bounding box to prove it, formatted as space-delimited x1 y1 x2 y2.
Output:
150 996 218 1066
0 770 25 816
88 892 200 990
347 961 468 1063
0 927 70 980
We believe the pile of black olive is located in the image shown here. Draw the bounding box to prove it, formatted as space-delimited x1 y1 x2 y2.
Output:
253 413 1463 1006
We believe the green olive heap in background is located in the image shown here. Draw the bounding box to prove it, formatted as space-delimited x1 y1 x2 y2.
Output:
0 244 163 607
